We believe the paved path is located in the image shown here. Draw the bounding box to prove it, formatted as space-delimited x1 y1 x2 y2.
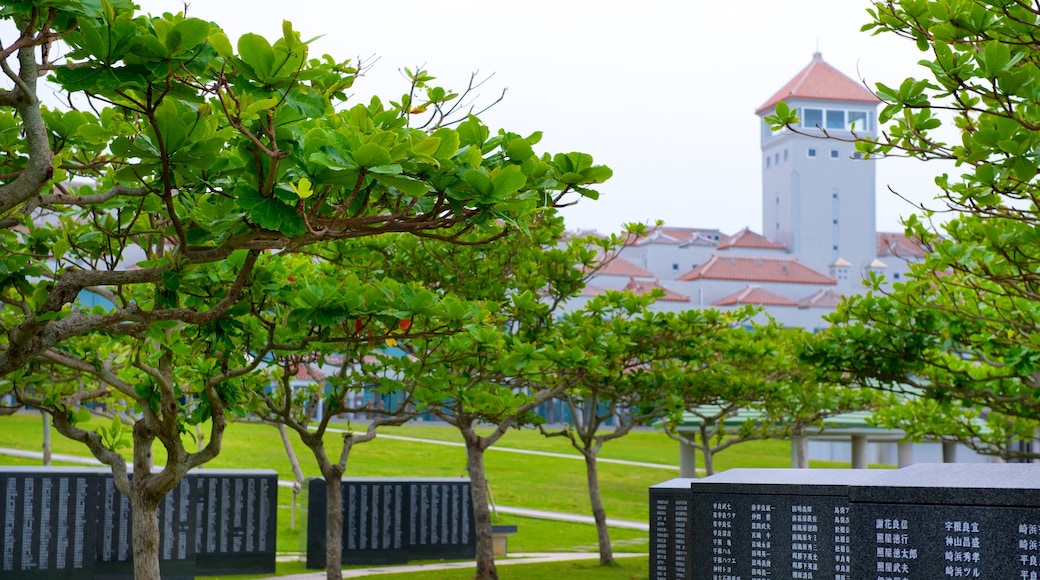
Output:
347 430 679 471
0 447 102 465
273 552 646 579
492 505 648 531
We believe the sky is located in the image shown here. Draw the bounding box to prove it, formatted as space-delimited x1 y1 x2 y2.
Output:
129 1 941 235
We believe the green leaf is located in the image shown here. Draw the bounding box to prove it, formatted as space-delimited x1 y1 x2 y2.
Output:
238 33 274 79
162 269 181 292
166 18 210 53
463 169 493 197
354 143 392 167
491 165 526 198
208 30 234 58
372 174 431 197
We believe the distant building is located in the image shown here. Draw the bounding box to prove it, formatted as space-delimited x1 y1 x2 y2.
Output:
579 52 925 329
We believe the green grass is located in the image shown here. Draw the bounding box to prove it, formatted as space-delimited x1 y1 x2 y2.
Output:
0 409 848 575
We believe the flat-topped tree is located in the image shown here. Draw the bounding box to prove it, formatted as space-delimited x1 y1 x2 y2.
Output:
662 324 885 475
540 291 748 566
0 1 598 379
11 285 274 580
765 1 1040 457
247 247 481 580
367 214 618 580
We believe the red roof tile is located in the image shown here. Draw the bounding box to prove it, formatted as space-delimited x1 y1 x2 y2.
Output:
623 277 690 302
756 52 880 114
798 289 845 309
877 232 928 258
590 256 654 277
713 285 798 307
625 226 723 247
295 364 325 381
579 284 606 297
717 227 786 251
677 255 836 285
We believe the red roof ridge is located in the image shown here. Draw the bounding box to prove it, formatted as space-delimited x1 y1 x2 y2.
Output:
717 227 787 250
713 285 798 307
756 52 880 114
798 288 845 309
624 277 690 302
677 255 836 285
587 255 654 278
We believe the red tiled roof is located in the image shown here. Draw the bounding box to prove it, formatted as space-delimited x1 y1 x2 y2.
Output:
625 226 723 247
756 52 880 114
713 285 798 307
623 277 690 302
590 256 654 277
717 227 786 251
677 255 837 285
579 284 606 297
295 364 325 381
798 289 845 309
877 232 928 258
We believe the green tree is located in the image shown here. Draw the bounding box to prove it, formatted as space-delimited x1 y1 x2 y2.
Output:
247 248 481 580
540 291 743 566
370 214 614 580
0 1 594 381
767 1 1040 456
0 3 609 579
663 325 882 474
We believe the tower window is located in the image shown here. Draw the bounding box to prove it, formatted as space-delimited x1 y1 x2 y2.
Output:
784 149 789 161
848 110 872 131
766 157 771 168
808 148 817 159
802 108 823 128
830 149 840 159
672 263 679 271
774 153 780 164
826 110 845 129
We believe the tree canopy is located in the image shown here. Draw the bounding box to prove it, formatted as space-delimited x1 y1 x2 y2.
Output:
0 2 612 579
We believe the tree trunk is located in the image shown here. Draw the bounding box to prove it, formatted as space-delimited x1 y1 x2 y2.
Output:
324 470 344 580
464 436 498 580
703 446 715 476
583 451 615 566
278 425 305 530
42 411 51 466
129 481 164 580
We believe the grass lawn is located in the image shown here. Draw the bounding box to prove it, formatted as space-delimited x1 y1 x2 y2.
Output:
0 409 854 576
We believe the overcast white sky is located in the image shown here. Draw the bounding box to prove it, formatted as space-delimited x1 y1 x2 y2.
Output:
131 1 942 235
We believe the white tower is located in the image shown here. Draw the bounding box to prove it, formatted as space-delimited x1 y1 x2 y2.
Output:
756 52 880 276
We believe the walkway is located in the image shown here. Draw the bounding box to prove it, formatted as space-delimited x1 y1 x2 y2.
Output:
348 430 679 471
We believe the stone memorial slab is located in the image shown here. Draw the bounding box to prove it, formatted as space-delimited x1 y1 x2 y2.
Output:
307 477 474 568
0 467 99 580
192 469 278 575
650 478 696 580
848 463 1040 580
688 469 884 580
405 479 474 561
92 471 196 580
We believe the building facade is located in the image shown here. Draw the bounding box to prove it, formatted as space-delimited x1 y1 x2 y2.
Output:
579 53 925 329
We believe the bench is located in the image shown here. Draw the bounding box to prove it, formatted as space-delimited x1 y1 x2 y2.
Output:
491 525 519 556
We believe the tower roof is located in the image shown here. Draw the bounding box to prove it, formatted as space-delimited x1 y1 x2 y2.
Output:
756 52 880 114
